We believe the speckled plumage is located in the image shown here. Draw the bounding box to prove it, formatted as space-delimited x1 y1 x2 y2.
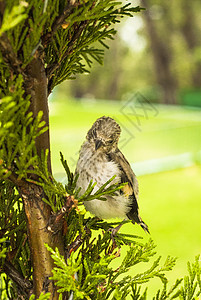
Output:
75 116 149 233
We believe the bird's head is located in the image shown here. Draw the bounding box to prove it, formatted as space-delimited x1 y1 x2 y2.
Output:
86 116 121 152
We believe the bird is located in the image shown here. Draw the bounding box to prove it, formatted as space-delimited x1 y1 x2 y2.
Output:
75 116 149 234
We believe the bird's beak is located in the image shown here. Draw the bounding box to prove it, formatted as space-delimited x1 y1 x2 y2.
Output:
95 139 103 150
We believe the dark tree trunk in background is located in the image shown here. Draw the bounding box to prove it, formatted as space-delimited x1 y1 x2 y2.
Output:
181 0 201 88
106 37 122 100
71 37 122 100
141 0 178 104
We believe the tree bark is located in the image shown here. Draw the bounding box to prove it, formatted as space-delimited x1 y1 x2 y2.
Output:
21 182 59 298
141 0 177 104
0 22 64 299
25 57 52 173
22 56 64 299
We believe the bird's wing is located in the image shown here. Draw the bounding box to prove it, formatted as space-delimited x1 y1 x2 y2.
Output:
108 149 149 233
107 149 139 197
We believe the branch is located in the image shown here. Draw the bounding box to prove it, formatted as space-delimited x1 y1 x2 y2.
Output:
46 195 78 235
3 259 33 296
0 33 24 75
42 1 79 47
8 172 28 189
46 19 88 93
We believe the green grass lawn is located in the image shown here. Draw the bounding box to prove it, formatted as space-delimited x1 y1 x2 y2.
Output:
49 98 201 172
49 97 201 296
134 165 201 295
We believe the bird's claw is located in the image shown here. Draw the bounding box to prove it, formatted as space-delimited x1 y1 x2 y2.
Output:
108 223 123 245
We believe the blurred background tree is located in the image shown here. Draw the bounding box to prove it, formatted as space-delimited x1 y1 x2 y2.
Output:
57 0 201 105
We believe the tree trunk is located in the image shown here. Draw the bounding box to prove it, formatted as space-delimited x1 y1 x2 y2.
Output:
180 0 201 87
21 57 64 299
141 0 177 104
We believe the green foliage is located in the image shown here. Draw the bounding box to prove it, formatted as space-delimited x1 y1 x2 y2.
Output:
1 142 201 299
46 233 201 299
0 238 7 260
0 67 48 299
0 2 27 35
0 181 31 299
1 0 143 92
0 1 201 299
179 255 201 300
32 154 201 299
29 292 51 300
0 75 48 180
6 0 58 66
44 1 143 90
0 181 25 242
39 155 201 299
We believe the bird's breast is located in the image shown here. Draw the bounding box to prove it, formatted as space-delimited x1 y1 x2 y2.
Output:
76 148 120 194
75 147 131 219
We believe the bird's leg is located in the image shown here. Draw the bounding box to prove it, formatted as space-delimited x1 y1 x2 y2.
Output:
108 219 127 244
109 223 123 237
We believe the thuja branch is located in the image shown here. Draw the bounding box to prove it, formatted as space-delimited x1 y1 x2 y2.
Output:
3 260 33 297
77 175 127 202
42 1 81 46
0 33 23 74
0 2 146 299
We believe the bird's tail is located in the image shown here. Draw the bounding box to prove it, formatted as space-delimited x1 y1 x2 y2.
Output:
139 220 150 234
127 210 150 234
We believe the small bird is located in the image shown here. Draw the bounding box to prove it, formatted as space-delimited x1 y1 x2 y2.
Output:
75 116 149 233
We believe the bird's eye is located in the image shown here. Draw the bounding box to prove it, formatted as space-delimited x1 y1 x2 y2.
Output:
108 139 113 144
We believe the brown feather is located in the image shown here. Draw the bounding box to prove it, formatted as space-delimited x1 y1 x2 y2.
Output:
107 149 149 233
107 149 139 198
122 183 133 198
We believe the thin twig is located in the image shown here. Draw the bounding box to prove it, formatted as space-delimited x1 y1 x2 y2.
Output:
42 2 76 47
0 33 24 75
47 20 88 94
3 259 33 296
8 172 28 189
46 195 77 235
